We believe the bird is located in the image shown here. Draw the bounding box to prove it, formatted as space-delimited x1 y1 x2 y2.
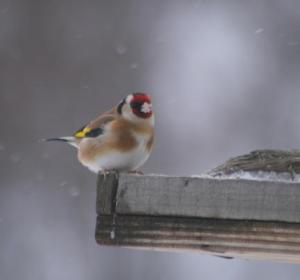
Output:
208 149 300 180
46 93 155 174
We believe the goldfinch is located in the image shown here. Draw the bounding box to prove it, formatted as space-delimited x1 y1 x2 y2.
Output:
47 93 155 173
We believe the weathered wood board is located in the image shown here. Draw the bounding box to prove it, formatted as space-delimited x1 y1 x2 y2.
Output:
99 174 300 223
95 173 300 263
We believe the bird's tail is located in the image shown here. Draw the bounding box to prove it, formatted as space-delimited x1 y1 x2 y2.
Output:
43 136 78 148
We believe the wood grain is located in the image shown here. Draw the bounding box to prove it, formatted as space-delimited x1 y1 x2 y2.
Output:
96 172 118 215
95 215 300 263
95 173 300 263
114 174 300 223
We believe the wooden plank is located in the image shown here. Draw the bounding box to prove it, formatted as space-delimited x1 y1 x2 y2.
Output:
95 215 300 263
95 173 300 262
114 174 300 223
96 173 118 215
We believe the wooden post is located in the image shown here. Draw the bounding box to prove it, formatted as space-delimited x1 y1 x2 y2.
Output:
95 173 300 263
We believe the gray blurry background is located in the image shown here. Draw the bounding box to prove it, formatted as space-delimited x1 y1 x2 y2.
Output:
1 0 300 279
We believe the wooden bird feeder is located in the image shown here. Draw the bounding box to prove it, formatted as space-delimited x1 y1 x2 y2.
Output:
95 173 300 263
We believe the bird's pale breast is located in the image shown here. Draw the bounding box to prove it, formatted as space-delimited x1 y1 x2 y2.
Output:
77 129 152 173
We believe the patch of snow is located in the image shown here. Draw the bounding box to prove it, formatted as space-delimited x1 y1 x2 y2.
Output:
214 171 300 182
190 174 213 179
69 186 80 197
59 181 68 187
254 28 264 35
130 62 139 69
115 44 127 55
143 173 169 177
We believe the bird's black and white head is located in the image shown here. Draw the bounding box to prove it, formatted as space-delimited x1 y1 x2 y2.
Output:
117 93 154 124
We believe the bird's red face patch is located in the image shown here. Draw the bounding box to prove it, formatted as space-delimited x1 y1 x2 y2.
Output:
130 93 153 119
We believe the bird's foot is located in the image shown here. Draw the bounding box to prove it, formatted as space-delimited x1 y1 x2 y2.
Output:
99 170 119 181
129 170 144 175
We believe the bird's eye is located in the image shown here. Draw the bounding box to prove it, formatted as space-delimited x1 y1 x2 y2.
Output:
130 101 152 118
130 101 142 110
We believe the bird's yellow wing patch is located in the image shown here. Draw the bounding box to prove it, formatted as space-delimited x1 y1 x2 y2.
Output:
74 125 103 138
75 127 92 138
